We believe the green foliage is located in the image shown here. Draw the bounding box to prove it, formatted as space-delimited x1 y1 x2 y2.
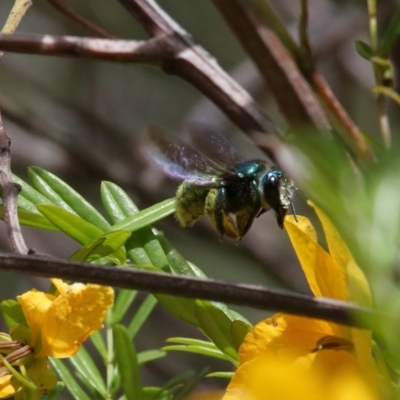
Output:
8 168 246 399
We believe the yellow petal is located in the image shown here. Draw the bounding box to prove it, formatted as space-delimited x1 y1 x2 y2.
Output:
224 350 378 400
239 313 341 364
17 290 56 351
0 375 14 399
285 216 347 301
37 283 114 358
309 202 372 307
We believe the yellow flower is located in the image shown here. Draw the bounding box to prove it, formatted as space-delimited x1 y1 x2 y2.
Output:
0 376 13 399
223 204 384 400
17 279 114 358
0 280 114 398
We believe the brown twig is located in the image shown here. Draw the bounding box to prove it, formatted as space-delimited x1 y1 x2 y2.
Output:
212 0 330 131
46 0 116 39
116 0 278 138
0 32 278 160
0 252 382 329
0 114 30 254
212 0 375 163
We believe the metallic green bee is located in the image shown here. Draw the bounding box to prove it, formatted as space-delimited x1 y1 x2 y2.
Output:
143 124 296 241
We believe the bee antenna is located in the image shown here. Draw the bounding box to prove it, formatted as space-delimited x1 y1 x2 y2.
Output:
290 201 298 222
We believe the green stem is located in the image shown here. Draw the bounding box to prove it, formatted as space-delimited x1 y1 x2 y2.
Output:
367 0 391 147
105 310 114 400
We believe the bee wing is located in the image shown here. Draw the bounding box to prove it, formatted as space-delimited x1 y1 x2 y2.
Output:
142 127 234 185
186 121 245 166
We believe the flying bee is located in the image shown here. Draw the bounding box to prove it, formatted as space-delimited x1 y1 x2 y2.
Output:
142 124 296 241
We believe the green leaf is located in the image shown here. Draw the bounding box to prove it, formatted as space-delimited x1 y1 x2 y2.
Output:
36 204 126 264
155 294 199 327
163 337 230 361
111 198 175 232
127 295 158 338
69 230 131 262
12 209 58 230
37 204 103 244
174 368 209 400
137 349 167 365
378 6 400 56
28 167 111 231
230 320 252 351
50 359 91 400
206 371 233 379
41 382 65 400
90 330 107 360
195 300 238 362
354 40 373 60
157 236 200 276
114 324 142 399
12 174 52 209
140 387 170 400
69 346 106 397
101 181 139 224
1 300 27 328
111 289 138 325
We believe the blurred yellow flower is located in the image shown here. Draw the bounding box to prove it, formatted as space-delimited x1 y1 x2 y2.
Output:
17 279 114 358
223 204 385 400
0 376 13 399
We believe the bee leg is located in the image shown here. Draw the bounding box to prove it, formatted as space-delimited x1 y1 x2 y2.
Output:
205 187 237 240
236 210 258 240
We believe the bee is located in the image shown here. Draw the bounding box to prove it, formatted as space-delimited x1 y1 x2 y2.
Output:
143 124 296 241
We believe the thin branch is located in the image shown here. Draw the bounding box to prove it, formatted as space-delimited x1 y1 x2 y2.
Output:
0 34 170 64
1 0 32 35
0 32 278 160
0 1 32 255
212 0 330 131
0 252 383 330
117 0 278 142
0 115 30 254
46 0 116 39
212 0 375 163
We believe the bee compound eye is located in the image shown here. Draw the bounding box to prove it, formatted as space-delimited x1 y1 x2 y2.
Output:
263 172 280 192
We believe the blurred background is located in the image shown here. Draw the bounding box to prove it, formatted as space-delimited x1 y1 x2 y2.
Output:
0 0 398 396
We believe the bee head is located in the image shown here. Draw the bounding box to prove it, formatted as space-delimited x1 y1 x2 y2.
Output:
260 169 295 229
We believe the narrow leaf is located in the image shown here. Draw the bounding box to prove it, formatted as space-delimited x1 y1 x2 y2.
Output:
378 6 400 56
127 295 158 338
354 40 373 60
12 209 58 230
195 300 238 362
230 320 252 351
68 346 106 397
41 382 65 400
206 372 233 379
12 174 51 208
112 289 138 325
111 198 175 232
50 359 91 400
69 230 131 262
29 167 111 231
36 204 126 264
90 331 107 359
1 300 27 328
114 324 142 399
137 349 167 365
101 181 139 224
